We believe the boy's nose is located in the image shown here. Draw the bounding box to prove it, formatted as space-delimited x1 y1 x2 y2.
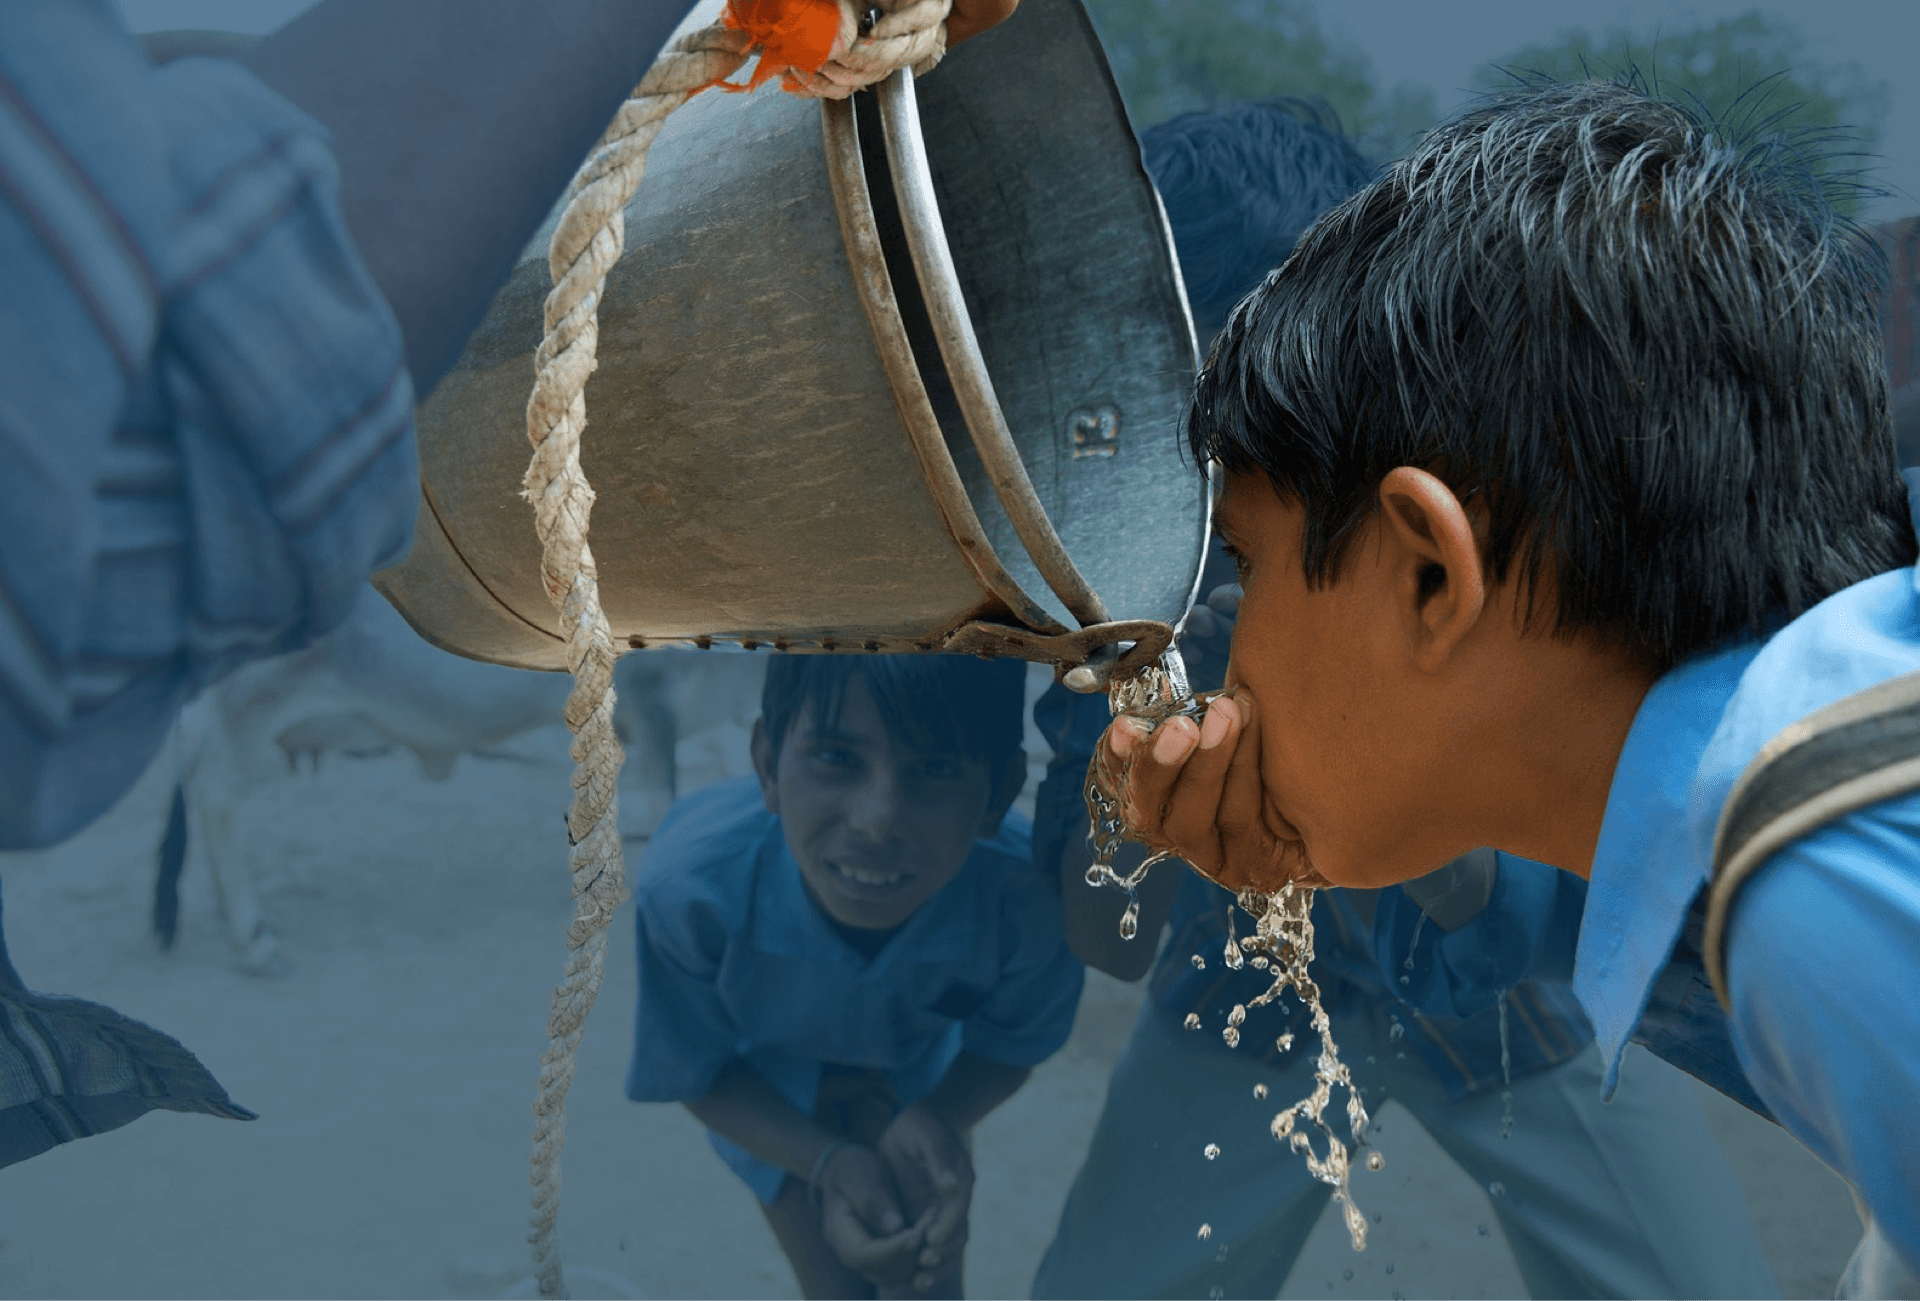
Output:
845 769 907 842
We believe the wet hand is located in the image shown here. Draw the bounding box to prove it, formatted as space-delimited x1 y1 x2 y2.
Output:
1099 692 1328 895
876 1104 974 1290
817 1144 926 1288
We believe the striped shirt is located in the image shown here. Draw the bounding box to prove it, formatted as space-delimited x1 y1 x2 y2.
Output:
0 0 417 850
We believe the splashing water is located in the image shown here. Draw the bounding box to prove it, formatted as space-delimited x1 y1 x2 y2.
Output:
1497 989 1515 1139
1254 1083 1268 1100
1184 1012 1203 1031
1204 1143 1221 1160
1191 953 1207 970
1080 653 1379 1251
1198 1223 1213 1241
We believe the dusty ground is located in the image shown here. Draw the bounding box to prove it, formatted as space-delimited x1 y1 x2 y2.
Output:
0 706 1865 1300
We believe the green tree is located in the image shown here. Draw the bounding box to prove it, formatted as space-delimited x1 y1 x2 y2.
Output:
1470 13 1888 213
1083 0 1437 161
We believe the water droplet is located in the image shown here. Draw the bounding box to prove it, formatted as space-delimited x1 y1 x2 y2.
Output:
1215 1244 1230 1263
1084 864 1105 888
1388 1020 1405 1042
1228 1003 1247 1027
1203 1143 1221 1160
1208 1288 1223 1301
1366 1151 1385 1171
1477 1224 1491 1237
1385 1263 1395 1275
1184 1012 1202 1031
1190 953 1206 970
1197 1223 1212 1241
1372 1213 1382 1224
1343 1268 1354 1281
1276 1033 1294 1052
1250 954 1270 969
1118 899 1140 940
1253 1083 1268 1100
1488 1181 1506 1198
1224 939 1244 970
1398 974 1411 986
1366 1055 1377 1065
1222 1026 1241 1048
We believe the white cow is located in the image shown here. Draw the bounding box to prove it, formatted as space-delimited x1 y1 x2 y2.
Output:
157 586 766 973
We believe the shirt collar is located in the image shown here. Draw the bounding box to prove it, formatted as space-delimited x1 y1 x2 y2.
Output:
1573 635 1763 1096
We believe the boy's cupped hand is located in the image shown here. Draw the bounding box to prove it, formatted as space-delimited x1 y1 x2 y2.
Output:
1099 691 1329 895
817 1145 926 1288
878 1104 974 1290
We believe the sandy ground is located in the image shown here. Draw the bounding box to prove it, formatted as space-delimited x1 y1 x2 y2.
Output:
0 707 1868 1300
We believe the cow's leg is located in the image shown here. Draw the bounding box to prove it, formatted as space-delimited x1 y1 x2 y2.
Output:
183 696 288 976
613 658 680 841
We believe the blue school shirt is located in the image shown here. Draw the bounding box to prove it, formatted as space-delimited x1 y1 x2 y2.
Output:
0 1 417 850
624 776 1085 1204
1380 471 1920 1271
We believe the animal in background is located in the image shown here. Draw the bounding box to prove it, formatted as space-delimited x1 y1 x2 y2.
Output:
151 586 765 973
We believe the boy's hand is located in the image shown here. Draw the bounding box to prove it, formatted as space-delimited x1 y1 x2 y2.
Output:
817 1145 926 1288
877 1104 974 1290
1100 693 1329 895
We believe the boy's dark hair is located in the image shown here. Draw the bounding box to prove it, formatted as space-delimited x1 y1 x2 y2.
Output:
1141 100 1379 332
1189 77 1916 669
761 654 1026 769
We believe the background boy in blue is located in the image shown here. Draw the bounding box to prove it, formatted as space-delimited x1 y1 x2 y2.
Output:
624 654 1083 1299
1102 78 1920 1278
1031 101 1773 1301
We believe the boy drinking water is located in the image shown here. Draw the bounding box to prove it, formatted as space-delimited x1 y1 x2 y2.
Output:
1102 78 1920 1276
625 654 1082 1298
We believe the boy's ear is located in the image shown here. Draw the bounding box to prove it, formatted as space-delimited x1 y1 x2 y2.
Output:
1376 467 1487 674
750 719 780 816
975 750 1027 840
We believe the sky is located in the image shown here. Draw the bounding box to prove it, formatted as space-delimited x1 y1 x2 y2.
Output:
115 0 1919 221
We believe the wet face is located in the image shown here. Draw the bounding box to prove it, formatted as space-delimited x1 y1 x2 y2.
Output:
751 677 1020 930
1215 471 1467 888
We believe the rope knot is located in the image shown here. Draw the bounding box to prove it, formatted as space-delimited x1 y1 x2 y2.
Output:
719 0 950 98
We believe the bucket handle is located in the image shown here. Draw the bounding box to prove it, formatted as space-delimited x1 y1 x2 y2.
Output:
820 94 1069 637
872 69 1115 631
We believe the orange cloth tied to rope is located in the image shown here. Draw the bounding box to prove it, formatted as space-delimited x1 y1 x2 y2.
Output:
715 0 850 92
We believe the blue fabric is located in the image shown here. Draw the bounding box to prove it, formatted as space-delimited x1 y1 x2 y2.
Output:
0 0 417 850
625 776 1084 1204
1385 470 1920 1270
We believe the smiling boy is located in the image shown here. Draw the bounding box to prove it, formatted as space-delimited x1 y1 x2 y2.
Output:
1105 78 1920 1275
625 654 1081 1298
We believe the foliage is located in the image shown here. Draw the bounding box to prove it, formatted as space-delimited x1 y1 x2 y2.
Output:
1082 0 1437 161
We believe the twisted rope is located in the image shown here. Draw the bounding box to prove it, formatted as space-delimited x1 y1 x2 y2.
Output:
520 4 948 1297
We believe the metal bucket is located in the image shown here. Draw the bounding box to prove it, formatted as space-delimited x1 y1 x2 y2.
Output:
373 0 1208 674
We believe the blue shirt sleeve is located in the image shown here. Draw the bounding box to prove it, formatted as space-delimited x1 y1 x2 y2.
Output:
961 826 1086 1067
0 1 416 849
625 869 743 1105
1723 792 1920 1274
1374 853 1587 1019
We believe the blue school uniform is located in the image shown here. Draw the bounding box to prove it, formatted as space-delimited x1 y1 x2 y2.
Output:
624 776 1085 1204
1380 471 1920 1271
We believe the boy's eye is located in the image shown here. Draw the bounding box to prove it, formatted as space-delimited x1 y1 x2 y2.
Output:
1221 542 1252 582
918 757 964 781
810 745 858 768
